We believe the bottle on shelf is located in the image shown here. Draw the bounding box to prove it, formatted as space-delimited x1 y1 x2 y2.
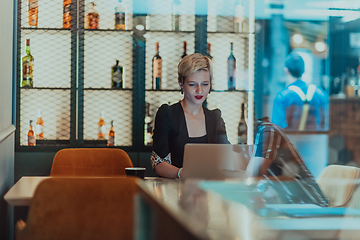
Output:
111 60 123 89
181 41 187 59
28 0 39 27
227 42 236 91
63 0 71 29
234 0 244 33
144 103 153 145
22 39 34 88
171 0 181 31
86 2 99 29
98 111 106 140
206 43 214 91
206 43 213 60
115 0 125 30
28 120 36 146
357 57 360 97
238 103 247 144
35 110 44 139
107 120 115 146
152 42 162 90
345 68 356 97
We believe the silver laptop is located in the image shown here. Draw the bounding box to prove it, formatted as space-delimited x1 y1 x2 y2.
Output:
182 144 254 179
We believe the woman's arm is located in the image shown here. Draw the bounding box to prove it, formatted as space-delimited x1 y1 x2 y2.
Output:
154 162 182 179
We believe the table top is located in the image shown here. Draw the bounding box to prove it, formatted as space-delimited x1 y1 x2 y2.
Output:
137 178 360 240
3 176 161 206
5 176 360 240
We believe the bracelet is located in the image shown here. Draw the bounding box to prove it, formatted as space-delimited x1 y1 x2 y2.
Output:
178 168 183 179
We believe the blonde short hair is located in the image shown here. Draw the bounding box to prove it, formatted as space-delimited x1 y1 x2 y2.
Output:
177 53 213 85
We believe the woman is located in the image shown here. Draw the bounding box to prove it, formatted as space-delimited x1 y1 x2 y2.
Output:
150 53 230 179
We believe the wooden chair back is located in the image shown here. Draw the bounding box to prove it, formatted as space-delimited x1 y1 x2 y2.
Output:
50 148 133 176
16 177 138 240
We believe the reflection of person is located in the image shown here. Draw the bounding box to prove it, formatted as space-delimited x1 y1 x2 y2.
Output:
272 53 327 131
150 53 230 179
246 119 328 206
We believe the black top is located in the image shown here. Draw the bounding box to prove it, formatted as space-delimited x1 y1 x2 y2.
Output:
152 102 230 168
188 134 208 143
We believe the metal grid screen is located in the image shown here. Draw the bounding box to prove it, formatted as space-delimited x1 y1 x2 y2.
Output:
19 0 72 146
18 0 253 148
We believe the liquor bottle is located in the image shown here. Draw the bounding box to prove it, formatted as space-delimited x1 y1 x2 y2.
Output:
107 120 115 146
115 0 125 30
98 111 106 140
234 0 244 33
227 42 236 91
28 120 36 146
63 0 71 29
206 43 214 91
144 103 153 145
111 60 123 89
35 110 44 139
28 0 39 27
345 68 356 97
86 2 99 29
22 39 34 88
181 41 187 59
238 103 247 144
206 43 213 60
171 0 181 31
152 42 162 90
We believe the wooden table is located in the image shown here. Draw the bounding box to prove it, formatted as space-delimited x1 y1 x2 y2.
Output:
136 178 360 240
4 176 50 206
5 176 360 240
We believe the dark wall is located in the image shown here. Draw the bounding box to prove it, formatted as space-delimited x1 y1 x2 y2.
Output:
329 17 360 78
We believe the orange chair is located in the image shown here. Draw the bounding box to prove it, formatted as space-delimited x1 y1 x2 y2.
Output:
16 177 138 240
50 148 133 176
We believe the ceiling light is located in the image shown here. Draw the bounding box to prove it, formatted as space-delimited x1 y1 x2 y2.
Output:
135 24 144 31
315 41 326 52
292 34 304 44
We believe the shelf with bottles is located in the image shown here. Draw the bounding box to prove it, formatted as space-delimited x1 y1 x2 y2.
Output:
83 32 133 89
145 35 195 91
19 34 72 89
207 0 250 34
82 90 133 146
20 89 71 146
21 0 76 29
207 91 248 144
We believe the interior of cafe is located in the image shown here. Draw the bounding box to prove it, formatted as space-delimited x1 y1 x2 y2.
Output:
1 0 360 239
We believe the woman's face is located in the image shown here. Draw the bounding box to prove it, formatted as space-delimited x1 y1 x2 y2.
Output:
181 70 211 105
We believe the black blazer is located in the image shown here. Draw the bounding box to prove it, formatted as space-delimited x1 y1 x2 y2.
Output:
152 102 230 168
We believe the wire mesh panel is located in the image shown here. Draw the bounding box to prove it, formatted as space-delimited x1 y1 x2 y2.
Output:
146 0 195 31
20 89 71 146
17 0 254 149
145 33 195 90
205 0 251 144
83 32 133 88
19 0 73 147
83 90 132 146
81 0 134 146
207 92 248 144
